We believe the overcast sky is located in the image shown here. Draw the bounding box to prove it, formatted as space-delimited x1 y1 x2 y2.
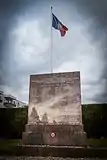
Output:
0 0 107 104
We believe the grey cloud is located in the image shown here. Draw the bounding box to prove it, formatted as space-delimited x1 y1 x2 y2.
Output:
74 0 107 103
0 0 39 88
92 90 107 103
0 0 107 103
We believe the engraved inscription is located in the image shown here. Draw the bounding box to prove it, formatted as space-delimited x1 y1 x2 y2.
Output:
28 72 82 124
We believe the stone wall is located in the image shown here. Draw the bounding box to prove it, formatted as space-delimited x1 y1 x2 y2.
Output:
23 124 86 146
28 72 82 124
22 72 86 146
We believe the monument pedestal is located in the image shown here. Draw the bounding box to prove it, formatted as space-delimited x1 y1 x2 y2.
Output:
22 124 87 146
22 72 87 146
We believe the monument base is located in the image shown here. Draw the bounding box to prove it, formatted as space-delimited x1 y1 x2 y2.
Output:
22 124 87 146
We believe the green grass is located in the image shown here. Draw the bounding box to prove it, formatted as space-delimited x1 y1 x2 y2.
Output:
0 138 107 153
87 138 107 147
0 139 21 152
0 138 107 149
0 139 107 157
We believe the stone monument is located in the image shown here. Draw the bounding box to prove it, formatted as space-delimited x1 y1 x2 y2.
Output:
22 71 86 146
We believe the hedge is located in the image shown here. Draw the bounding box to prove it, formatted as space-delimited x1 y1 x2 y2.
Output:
0 108 28 138
0 103 107 139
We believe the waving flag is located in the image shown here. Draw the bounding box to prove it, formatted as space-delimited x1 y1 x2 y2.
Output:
52 13 68 37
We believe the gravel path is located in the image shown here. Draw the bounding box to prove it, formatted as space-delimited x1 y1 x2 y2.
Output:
0 157 106 160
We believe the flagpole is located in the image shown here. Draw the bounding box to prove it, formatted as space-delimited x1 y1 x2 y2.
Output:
50 6 53 73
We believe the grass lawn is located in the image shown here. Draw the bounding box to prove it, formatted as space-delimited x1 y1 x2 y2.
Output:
87 138 107 148
0 139 107 157
0 138 107 150
0 139 21 154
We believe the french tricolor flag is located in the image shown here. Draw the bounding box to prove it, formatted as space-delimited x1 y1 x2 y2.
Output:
52 13 68 37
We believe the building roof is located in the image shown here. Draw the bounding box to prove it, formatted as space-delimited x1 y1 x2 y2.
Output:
4 94 17 100
0 90 3 94
16 99 27 105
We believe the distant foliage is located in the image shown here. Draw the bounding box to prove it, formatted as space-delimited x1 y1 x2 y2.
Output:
0 108 28 139
0 104 107 139
82 103 107 138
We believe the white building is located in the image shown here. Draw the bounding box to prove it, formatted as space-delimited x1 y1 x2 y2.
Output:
0 90 27 108
0 90 4 108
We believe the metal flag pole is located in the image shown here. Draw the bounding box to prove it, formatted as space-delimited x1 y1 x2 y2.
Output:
50 6 53 73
